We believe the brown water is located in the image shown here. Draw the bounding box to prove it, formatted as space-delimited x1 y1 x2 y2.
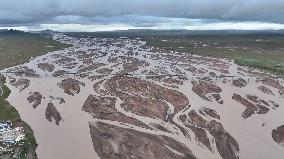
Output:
7 77 100 159
3 33 284 159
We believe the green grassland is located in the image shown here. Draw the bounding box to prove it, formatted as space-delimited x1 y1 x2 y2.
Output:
0 30 70 70
145 34 284 75
0 31 70 158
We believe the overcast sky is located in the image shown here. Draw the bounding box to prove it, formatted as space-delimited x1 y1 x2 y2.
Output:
1 0 284 31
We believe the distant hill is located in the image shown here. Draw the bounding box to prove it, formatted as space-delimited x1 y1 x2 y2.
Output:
0 29 26 35
65 29 284 39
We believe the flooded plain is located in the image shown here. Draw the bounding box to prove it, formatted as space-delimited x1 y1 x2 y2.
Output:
2 33 284 159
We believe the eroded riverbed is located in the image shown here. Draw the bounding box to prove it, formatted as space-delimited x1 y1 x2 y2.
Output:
2 33 284 159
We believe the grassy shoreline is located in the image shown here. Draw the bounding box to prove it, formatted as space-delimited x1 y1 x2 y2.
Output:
0 31 70 158
0 76 38 158
0 31 71 70
145 36 284 75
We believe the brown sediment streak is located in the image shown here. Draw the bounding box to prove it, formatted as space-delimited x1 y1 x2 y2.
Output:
3 33 284 159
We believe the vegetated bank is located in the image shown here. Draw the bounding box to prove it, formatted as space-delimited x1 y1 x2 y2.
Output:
0 75 38 159
0 30 70 158
144 31 284 75
0 30 70 70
